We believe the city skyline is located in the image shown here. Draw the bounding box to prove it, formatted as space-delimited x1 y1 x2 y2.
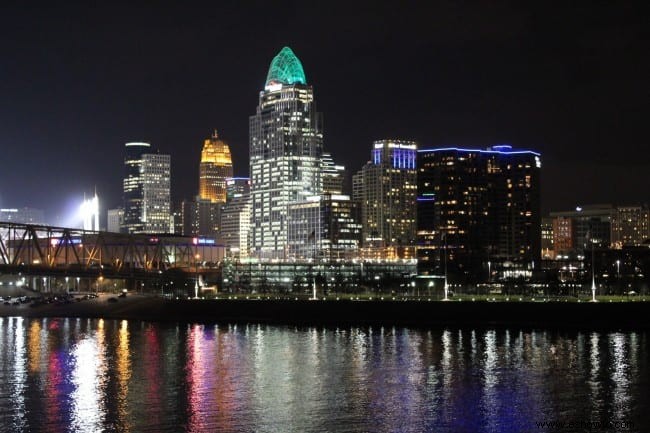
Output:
0 3 647 223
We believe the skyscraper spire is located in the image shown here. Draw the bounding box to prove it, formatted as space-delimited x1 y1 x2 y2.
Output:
265 46 307 87
250 47 323 259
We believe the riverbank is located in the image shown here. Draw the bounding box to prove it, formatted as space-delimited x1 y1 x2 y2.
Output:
2 293 649 328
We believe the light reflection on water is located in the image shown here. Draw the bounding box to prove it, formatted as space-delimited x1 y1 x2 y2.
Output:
0 319 647 432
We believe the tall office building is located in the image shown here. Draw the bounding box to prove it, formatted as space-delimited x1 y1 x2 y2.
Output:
249 46 323 259
354 140 417 248
417 145 541 278
199 131 233 203
221 178 251 258
122 142 171 234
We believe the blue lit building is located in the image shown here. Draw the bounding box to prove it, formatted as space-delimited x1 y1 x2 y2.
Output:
417 145 541 281
353 140 418 249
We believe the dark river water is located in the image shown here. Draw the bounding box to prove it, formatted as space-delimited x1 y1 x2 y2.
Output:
0 316 647 432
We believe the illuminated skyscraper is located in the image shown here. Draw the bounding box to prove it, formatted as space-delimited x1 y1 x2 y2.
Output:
122 142 171 234
354 140 418 248
249 46 323 258
199 131 233 203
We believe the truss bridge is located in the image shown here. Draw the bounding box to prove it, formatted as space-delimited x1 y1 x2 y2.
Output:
0 221 224 291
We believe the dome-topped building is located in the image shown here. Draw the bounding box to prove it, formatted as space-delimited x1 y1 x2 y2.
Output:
265 46 307 87
199 130 233 203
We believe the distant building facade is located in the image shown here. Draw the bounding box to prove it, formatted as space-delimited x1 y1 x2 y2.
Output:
107 208 124 233
417 145 541 279
549 205 613 254
122 142 171 234
221 178 251 258
0 207 45 225
611 205 650 247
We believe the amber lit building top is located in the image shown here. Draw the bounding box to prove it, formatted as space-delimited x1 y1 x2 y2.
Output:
199 131 233 203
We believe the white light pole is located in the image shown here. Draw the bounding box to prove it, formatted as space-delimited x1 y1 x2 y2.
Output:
443 233 449 301
487 261 491 283
590 239 597 302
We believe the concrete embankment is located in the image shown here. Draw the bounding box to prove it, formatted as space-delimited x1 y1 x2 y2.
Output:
2 294 649 328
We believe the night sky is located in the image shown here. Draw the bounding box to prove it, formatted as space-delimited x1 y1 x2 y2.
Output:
0 2 647 226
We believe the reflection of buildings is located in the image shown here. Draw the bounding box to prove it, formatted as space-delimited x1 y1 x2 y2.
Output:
122 142 171 234
353 139 417 253
417 145 541 280
249 47 323 259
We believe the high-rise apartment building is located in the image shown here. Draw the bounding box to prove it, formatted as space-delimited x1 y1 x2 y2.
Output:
417 145 541 278
122 142 171 234
199 131 233 203
354 140 417 248
611 205 650 247
249 46 323 259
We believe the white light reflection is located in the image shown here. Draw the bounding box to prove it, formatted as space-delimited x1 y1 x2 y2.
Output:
589 332 601 416
610 333 630 422
71 320 107 432
11 317 27 431
116 320 131 431
481 330 498 432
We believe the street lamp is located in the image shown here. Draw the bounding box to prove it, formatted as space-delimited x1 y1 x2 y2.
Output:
194 254 200 299
616 259 620 279
590 239 597 302
443 233 449 301
487 261 491 283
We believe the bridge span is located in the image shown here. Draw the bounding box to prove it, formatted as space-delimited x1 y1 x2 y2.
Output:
0 221 224 292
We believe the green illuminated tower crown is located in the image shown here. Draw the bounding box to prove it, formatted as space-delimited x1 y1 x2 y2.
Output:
265 46 307 86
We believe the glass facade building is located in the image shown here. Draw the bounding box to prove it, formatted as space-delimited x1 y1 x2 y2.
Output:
221 178 251 258
122 142 171 234
417 145 541 279
354 140 417 249
249 47 323 259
